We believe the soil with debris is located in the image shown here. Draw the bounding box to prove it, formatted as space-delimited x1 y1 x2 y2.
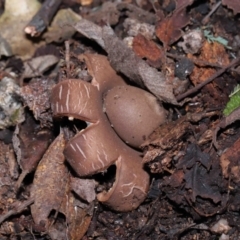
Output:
0 0 240 239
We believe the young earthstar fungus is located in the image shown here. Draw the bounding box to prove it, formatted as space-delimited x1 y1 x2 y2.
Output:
51 54 167 211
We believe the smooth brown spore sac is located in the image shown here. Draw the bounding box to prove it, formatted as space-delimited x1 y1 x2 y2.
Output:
104 85 167 148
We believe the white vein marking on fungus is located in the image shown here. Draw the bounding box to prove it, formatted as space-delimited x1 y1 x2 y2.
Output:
60 104 63 112
75 143 87 159
82 134 87 141
78 95 81 107
102 150 108 161
92 162 96 170
97 154 105 167
70 143 76 152
84 84 90 98
59 85 63 99
66 88 70 112
119 182 134 197
86 141 92 150
79 101 87 115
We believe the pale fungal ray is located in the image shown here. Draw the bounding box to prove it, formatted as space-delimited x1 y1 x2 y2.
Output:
97 154 105 167
79 101 87 115
66 88 70 112
82 134 87 141
70 143 76 152
59 85 62 99
84 84 90 98
91 162 96 171
60 104 63 112
102 150 108 161
75 143 87 159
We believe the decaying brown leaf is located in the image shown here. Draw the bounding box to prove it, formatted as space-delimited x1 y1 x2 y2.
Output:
30 132 68 226
155 0 194 47
13 114 53 188
21 78 55 127
132 34 164 68
63 192 94 240
222 0 240 15
190 41 230 86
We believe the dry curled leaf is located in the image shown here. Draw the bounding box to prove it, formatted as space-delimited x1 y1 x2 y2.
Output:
30 132 68 226
14 113 53 189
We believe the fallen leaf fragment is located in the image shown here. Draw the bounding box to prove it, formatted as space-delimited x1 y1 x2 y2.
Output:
23 55 59 78
13 114 53 188
71 177 96 203
63 193 94 240
132 34 164 68
21 78 55 127
30 132 68 226
155 0 193 47
43 8 82 43
222 0 240 15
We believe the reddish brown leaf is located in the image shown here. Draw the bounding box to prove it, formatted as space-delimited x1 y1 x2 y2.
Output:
155 0 193 47
30 132 68 226
132 34 164 68
222 0 240 15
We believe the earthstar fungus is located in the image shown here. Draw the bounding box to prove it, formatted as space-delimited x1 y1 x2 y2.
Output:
51 54 166 211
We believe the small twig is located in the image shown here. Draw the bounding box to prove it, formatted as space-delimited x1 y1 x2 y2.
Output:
0 198 34 224
25 0 62 37
202 1 222 25
176 57 240 101
65 40 70 78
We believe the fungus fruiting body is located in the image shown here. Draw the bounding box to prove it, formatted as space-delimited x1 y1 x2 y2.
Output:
104 85 166 148
51 54 166 211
